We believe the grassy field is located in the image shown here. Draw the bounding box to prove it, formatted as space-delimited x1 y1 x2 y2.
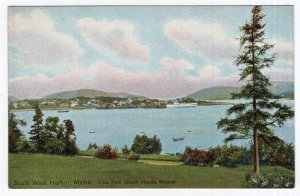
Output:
9 153 294 188
78 150 182 161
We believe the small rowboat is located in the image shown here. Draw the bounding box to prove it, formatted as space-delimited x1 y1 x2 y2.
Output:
172 137 185 142
57 110 69 113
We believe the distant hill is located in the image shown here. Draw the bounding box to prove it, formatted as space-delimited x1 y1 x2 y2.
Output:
278 90 294 99
187 86 240 100
42 89 147 99
269 81 294 95
186 81 294 100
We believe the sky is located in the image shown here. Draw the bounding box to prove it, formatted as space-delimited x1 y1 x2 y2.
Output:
8 6 294 99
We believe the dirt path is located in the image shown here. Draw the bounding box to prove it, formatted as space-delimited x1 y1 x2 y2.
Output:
77 155 183 165
137 160 183 166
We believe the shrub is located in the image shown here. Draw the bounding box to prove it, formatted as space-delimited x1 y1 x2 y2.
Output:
16 136 31 152
94 144 118 159
127 152 140 161
210 145 249 167
182 147 214 166
131 134 162 154
260 142 294 170
244 173 294 188
122 145 131 154
181 145 250 167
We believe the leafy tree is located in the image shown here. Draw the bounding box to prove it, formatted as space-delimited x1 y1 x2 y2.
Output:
63 119 78 155
8 113 26 152
44 116 65 154
217 6 294 175
28 105 45 152
131 134 162 154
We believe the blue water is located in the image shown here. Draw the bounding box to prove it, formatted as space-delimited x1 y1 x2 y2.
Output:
13 100 294 154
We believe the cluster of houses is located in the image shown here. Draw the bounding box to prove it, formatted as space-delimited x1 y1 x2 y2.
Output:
10 97 168 109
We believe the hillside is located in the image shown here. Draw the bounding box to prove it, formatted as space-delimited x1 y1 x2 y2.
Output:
187 86 240 100
269 81 294 95
42 89 146 99
279 90 294 99
186 81 294 100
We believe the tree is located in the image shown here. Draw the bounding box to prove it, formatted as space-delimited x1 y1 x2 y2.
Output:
63 119 78 155
8 112 26 152
131 134 162 154
217 6 294 175
44 116 65 154
28 105 45 152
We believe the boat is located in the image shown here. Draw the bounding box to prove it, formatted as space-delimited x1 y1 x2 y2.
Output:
172 137 185 142
57 110 69 113
167 102 197 108
89 131 95 133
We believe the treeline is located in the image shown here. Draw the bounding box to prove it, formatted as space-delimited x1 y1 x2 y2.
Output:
88 134 162 160
9 106 78 155
181 143 294 170
88 133 294 170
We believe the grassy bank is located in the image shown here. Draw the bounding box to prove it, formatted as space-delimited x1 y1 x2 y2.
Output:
9 153 294 188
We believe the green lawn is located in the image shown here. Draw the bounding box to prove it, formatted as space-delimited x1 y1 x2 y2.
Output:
9 153 294 188
78 150 182 161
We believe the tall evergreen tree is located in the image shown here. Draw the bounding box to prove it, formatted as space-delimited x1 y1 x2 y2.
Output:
217 6 294 175
28 105 45 152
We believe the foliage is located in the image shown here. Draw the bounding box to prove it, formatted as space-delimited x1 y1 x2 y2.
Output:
181 97 197 103
131 134 162 154
127 152 140 161
8 112 26 152
244 173 294 188
28 105 46 152
259 141 294 170
217 6 294 174
210 145 250 167
122 145 131 154
62 119 78 155
182 145 250 167
181 147 214 166
94 144 118 159
87 143 99 150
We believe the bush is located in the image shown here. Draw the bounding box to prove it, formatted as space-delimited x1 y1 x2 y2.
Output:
94 144 118 159
181 145 250 167
122 145 131 154
210 145 250 167
16 136 31 152
131 134 162 154
244 173 294 188
181 147 214 166
260 142 294 170
127 152 140 161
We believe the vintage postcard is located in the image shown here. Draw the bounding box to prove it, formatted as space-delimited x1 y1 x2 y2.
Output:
7 5 295 189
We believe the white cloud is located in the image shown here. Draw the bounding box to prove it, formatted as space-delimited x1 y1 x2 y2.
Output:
165 20 238 62
8 9 83 66
77 18 149 63
198 65 221 80
263 67 294 81
270 39 294 65
9 58 241 99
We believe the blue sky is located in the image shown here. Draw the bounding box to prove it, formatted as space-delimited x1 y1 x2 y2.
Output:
8 6 294 99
